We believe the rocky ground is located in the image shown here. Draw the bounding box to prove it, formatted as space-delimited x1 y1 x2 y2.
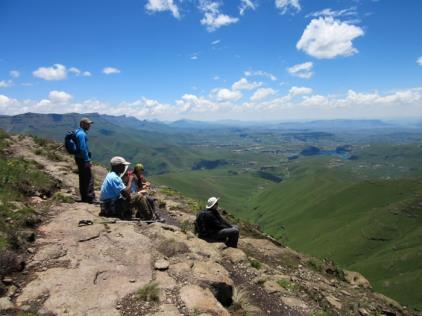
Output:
0 135 419 316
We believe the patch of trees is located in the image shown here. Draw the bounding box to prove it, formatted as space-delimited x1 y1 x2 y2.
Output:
192 159 228 170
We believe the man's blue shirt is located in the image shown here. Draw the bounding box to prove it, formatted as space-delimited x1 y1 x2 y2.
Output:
75 128 90 162
100 171 126 201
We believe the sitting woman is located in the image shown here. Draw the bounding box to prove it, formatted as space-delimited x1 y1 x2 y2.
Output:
123 163 162 221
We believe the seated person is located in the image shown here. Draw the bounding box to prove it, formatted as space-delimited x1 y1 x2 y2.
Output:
195 197 239 248
122 163 162 221
99 156 133 219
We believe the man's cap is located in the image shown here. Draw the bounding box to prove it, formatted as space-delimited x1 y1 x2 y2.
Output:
206 197 219 209
110 156 131 166
134 163 144 172
80 117 94 124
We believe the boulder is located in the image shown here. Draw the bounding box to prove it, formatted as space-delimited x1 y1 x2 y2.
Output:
280 297 308 310
344 270 371 289
179 285 230 316
0 297 14 311
192 260 233 306
154 259 170 271
221 247 247 263
325 295 342 310
155 272 176 289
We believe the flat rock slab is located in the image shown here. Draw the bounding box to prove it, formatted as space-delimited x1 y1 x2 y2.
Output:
16 203 153 316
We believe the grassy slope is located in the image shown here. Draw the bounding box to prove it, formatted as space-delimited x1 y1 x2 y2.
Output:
247 159 422 309
152 168 274 215
0 132 57 250
153 155 422 309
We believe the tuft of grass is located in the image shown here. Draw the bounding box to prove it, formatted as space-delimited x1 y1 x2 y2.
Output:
249 258 262 270
180 220 193 234
311 312 329 316
277 279 298 292
53 192 75 204
231 287 261 315
308 257 324 272
137 281 160 302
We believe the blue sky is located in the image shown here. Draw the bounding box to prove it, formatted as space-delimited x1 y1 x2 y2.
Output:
0 0 421 121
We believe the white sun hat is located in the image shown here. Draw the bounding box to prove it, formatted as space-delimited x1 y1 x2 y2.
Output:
206 197 220 209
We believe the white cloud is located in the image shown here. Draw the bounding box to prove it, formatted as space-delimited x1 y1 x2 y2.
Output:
48 90 72 103
307 7 357 19
145 0 180 19
275 0 301 15
211 39 221 45
102 67 121 75
190 53 199 60
239 0 256 15
287 62 313 79
9 70 20 78
214 88 242 101
199 0 239 32
176 94 220 112
244 70 277 81
33 64 67 80
232 78 262 90
297 17 364 59
417 56 422 66
251 88 277 101
82 71 92 77
0 80 13 88
289 86 313 96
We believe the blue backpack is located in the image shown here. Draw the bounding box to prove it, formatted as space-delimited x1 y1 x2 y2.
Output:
64 131 78 154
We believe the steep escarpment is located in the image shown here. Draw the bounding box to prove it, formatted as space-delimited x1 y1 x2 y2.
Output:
0 133 418 315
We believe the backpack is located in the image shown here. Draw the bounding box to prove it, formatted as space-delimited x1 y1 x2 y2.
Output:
64 131 78 154
194 210 208 238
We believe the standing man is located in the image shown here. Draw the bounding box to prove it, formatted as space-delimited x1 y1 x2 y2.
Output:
75 117 96 203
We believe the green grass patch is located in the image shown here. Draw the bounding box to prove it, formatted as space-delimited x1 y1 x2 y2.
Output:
137 281 160 302
277 279 298 292
249 258 262 270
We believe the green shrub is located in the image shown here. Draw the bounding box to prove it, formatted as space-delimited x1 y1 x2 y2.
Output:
180 220 193 234
277 279 298 292
137 281 160 302
249 258 262 270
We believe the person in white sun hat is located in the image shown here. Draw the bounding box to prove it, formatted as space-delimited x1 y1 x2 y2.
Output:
99 156 133 218
194 197 239 248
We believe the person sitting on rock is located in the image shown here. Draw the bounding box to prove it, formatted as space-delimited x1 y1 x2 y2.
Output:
195 197 239 248
99 156 133 219
122 163 162 221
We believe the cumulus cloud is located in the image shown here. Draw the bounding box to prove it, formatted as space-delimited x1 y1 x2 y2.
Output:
250 88 277 101
0 80 13 88
102 67 121 75
176 94 220 112
199 0 239 32
417 56 422 66
239 0 256 15
214 88 242 101
33 64 67 80
145 0 180 19
232 78 262 90
69 67 92 77
287 62 313 79
275 0 301 15
48 90 72 103
9 70 20 78
244 70 277 81
289 86 313 96
296 17 364 59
